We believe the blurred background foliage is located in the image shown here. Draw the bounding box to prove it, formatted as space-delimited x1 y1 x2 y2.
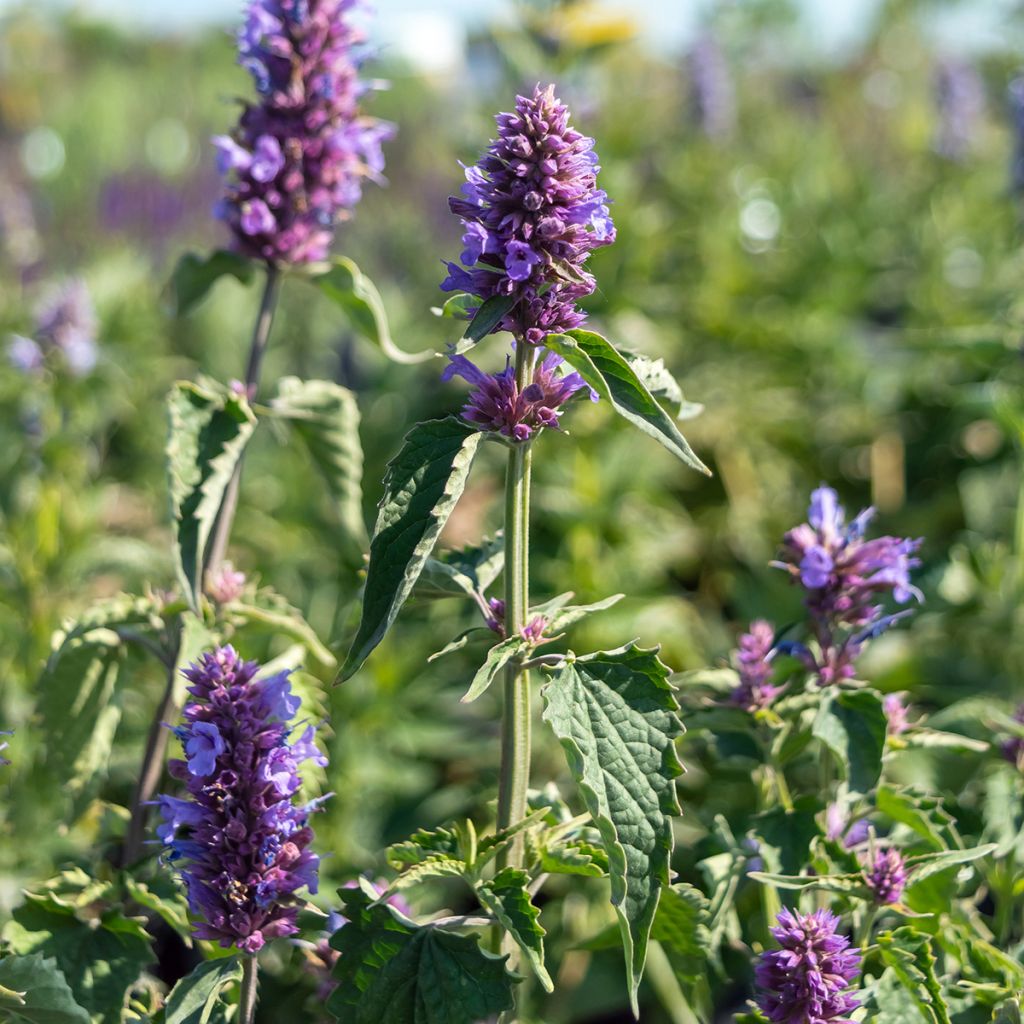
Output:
2 0 1024 1019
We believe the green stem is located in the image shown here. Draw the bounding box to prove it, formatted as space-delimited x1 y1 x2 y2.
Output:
239 956 259 1024
856 905 878 950
207 264 282 574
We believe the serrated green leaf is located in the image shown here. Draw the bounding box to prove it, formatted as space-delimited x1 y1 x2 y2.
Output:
650 884 710 982
751 797 823 877
163 958 242 1024
170 250 255 316
748 871 868 896
339 418 483 681
461 636 527 703
167 381 257 611
122 878 190 940
620 352 704 421
416 535 504 599
538 837 610 877
544 330 709 475
271 377 366 552
387 825 465 881
461 294 515 345
875 786 959 851
812 688 888 794
476 868 552 992
877 928 951 1024
54 595 163 657
0 954 91 1024
327 887 516 1024
542 594 624 633
870 967 931 1023
541 643 685 1015
905 845 996 885
475 808 552 868
899 728 989 753
315 256 431 364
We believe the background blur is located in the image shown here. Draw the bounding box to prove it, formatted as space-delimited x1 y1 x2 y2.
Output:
2 0 1024 1019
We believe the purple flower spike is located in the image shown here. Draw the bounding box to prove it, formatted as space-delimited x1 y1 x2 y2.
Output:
444 350 592 440
755 907 861 1024
775 487 923 685
215 0 395 265
883 693 910 736
158 645 327 953
864 846 907 905
729 620 782 710
442 84 615 345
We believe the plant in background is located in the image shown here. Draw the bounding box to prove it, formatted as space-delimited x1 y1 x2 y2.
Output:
331 82 708 1023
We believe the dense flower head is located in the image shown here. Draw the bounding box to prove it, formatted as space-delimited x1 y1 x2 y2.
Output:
775 486 922 684
864 846 907 905
7 279 98 377
442 84 615 344
215 0 394 265
157 645 327 952
933 57 983 161
755 908 861 1024
1002 704 1024 770
443 350 595 441
730 620 782 710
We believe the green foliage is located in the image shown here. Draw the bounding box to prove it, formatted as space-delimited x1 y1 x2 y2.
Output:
541 643 684 1015
476 868 552 991
166 380 256 610
544 330 709 475
0 953 91 1024
339 418 483 680
876 928 951 1024
461 295 516 346
170 251 256 316
649 884 710 983
461 635 527 703
416 536 504 599
812 688 888 794
163 958 242 1024
327 885 517 1024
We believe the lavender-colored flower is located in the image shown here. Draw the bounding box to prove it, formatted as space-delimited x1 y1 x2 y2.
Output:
755 908 861 1024
157 645 327 952
7 334 43 374
729 620 782 710
215 0 394 265
520 615 547 645
442 84 615 345
443 350 595 441
775 487 922 685
933 58 984 161
32 279 99 376
688 33 736 141
864 846 907 905
883 693 910 736
484 597 505 635
206 561 247 604
1002 704 1024 770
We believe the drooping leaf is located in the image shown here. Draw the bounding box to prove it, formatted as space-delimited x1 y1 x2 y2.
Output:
327 886 517 1024
0 953 91 1024
431 293 476 320
876 928 951 1024
812 688 888 795
541 643 685 1015
167 381 256 611
271 377 366 551
650 884 710 982
121 878 190 940
544 330 710 475
898 728 989 753
53 594 164 657
542 593 624 633
476 868 552 992
461 636 527 703
427 627 492 662
170 250 255 316
417 535 504 599
315 256 431 364
339 418 483 681
163 957 242 1024
748 871 868 897
621 352 704 421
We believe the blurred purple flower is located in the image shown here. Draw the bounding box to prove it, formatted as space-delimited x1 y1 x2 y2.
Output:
864 846 906 905
755 907 861 1024
7 334 43 374
933 58 984 161
775 486 922 685
688 33 736 141
442 84 615 345
729 619 782 710
157 645 327 952
824 804 870 849
883 693 911 736
205 561 247 604
33 279 99 376
215 0 394 265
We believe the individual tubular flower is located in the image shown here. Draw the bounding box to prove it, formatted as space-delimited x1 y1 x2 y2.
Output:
443 350 595 441
755 908 861 1024
775 486 922 685
864 846 907 905
157 645 327 952
214 0 394 265
442 84 616 345
729 620 782 710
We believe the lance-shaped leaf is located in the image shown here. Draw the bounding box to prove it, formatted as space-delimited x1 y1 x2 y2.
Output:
461 636 527 704
876 928 950 1024
621 352 704 421
164 957 243 1024
315 256 431 364
170 250 256 316
339 418 483 681
544 330 709 475
0 954 90 1024
903 844 996 885
748 871 868 896
812 688 888 795
541 644 685 1016
542 593 624 633
417 535 504 599
461 294 515 345
476 869 552 992
327 886 517 1024
53 594 164 657
271 377 366 551
167 381 256 611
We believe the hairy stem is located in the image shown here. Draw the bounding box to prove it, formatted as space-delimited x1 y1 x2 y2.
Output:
239 956 259 1024
207 264 282 573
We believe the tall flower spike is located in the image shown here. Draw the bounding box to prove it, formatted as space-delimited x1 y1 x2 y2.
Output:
442 84 616 345
729 619 782 710
775 486 922 685
215 0 394 265
864 846 907 905
157 645 327 952
755 907 861 1024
